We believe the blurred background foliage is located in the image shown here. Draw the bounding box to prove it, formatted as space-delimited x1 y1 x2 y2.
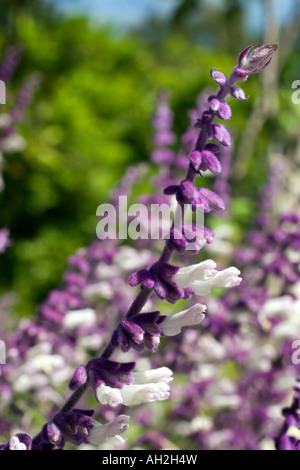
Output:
0 0 299 317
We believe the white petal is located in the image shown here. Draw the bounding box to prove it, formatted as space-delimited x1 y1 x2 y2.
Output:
132 367 173 384
120 382 170 406
2 134 26 153
192 280 214 296
63 308 96 329
192 267 241 295
174 260 217 288
9 436 27 450
88 415 130 445
83 281 114 300
96 384 123 407
210 267 242 288
160 304 206 336
259 296 294 320
114 247 152 271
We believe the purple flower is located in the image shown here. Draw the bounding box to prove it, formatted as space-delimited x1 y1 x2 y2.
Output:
40 411 130 449
164 181 210 212
276 435 297 451
209 96 232 120
68 255 90 275
190 149 221 174
129 261 187 304
112 311 163 352
169 225 214 253
0 46 21 83
151 149 175 164
0 228 11 254
69 365 88 391
267 255 299 284
44 410 94 448
211 123 231 147
150 262 187 303
128 269 156 289
86 358 135 399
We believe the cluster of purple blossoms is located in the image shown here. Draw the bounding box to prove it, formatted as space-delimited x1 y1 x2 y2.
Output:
0 44 282 451
0 46 39 256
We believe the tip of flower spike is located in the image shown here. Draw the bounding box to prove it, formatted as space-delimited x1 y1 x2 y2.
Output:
235 43 278 79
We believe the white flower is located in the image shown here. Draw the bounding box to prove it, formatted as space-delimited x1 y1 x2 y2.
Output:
95 264 120 280
114 247 152 271
192 267 242 295
259 296 294 322
174 260 217 288
258 296 300 337
174 261 241 296
0 114 12 128
9 436 27 451
2 134 26 153
78 334 103 351
88 415 130 445
63 308 96 329
213 394 241 408
14 373 48 393
96 367 173 407
160 304 206 336
30 354 65 374
83 282 114 300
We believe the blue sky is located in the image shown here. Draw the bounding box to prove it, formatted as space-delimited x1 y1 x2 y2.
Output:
47 0 297 33
48 0 177 30
244 0 297 34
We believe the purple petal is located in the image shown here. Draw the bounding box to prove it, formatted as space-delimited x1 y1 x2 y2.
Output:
210 68 227 87
164 185 179 196
230 85 248 101
217 101 232 121
212 123 231 147
189 150 202 171
204 143 221 153
200 150 222 174
199 188 225 211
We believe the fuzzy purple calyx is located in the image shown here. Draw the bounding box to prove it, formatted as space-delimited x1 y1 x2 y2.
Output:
86 358 135 393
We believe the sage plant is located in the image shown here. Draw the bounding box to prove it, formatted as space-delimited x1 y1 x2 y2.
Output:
0 44 278 451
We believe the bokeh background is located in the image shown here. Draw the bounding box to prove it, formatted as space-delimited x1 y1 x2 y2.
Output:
0 0 299 326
